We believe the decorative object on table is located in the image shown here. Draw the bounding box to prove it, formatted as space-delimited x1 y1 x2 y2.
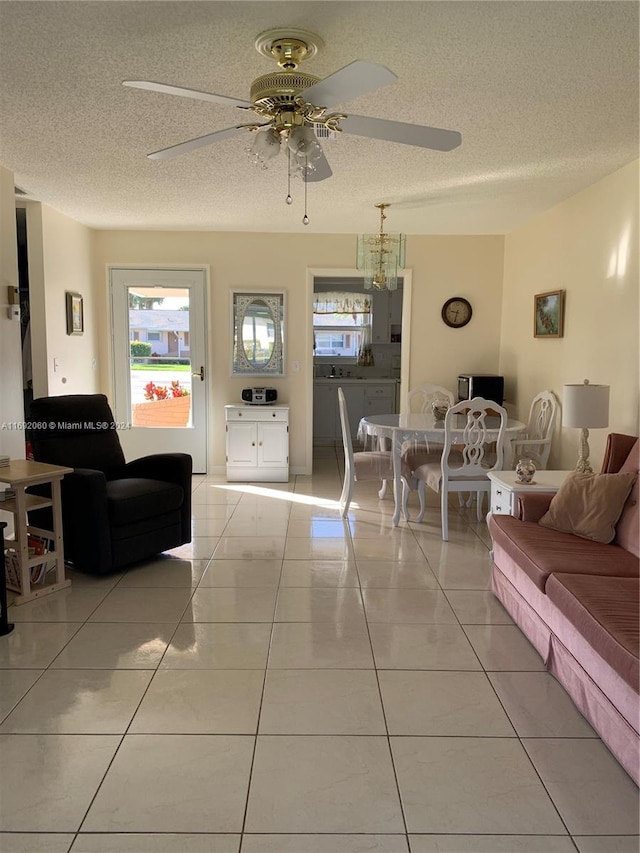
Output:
515 457 537 484
562 379 610 473
431 399 451 421
65 291 84 335
441 297 472 328
123 29 461 226
357 203 406 292
534 289 565 338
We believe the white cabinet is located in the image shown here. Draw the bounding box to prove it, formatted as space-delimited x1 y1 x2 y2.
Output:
487 470 570 516
313 385 337 444
342 386 365 440
363 385 394 418
225 405 289 482
371 289 403 343
313 381 398 445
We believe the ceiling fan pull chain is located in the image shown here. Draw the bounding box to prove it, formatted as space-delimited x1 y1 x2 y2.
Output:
286 147 293 205
302 156 309 225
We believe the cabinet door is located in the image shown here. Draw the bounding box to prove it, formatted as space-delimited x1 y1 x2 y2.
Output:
313 385 337 442
363 386 395 418
227 421 258 466
371 291 390 342
258 421 289 467
342 386 365 441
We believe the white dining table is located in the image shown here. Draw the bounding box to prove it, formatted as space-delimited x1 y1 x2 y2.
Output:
358 412 526 526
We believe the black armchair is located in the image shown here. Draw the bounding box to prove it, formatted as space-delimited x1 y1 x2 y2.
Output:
28 394 192 575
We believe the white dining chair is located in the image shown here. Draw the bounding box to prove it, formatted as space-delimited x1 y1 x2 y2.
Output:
410 397 508 540
405 383 455 414
337 387 413 518
510 390 559 469
401 383 456 481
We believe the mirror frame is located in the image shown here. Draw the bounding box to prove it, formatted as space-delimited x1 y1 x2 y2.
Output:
231 291 285 376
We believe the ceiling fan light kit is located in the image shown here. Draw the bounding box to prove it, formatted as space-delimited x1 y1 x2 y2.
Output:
123 27 461 226
357 203 406 292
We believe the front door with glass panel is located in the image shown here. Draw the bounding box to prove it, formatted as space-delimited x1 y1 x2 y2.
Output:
110 268 208 472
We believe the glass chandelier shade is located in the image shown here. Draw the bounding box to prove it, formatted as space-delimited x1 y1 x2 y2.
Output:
356 203 406 291
249 127 281 167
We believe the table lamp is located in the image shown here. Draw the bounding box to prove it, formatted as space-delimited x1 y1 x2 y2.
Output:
562 379 610 473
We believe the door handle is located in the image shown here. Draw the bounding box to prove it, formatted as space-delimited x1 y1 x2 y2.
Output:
191 366 205 381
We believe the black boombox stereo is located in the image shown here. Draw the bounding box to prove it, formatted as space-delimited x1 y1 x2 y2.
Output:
241 387 278 405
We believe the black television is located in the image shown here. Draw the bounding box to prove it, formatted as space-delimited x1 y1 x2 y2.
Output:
457 374 504 405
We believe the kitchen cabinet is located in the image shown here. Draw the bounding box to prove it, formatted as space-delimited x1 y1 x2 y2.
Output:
225 405 289 482
371 289 403 343
313 385 337 444
313 380 398 445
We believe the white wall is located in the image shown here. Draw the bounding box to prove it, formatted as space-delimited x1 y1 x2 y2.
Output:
92 232 506 473
500 160 639 470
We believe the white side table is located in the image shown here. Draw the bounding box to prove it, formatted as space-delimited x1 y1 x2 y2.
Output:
488 469 572 517
0 460 73 605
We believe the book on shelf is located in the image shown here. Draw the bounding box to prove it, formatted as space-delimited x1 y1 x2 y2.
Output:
4 534 56 592
0 455 9 467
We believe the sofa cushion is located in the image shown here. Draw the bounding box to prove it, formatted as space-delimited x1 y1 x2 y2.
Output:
614 440 639 557
106 478 184 526
489 514 640 592
546 573 640 692
539 471 637 544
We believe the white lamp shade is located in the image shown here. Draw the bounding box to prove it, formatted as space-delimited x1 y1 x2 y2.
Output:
562 382 610 428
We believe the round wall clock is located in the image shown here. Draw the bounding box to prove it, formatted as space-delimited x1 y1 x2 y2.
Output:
441 297 472 328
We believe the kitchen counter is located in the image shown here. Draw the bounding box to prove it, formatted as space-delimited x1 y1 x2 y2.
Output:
314 377 399 385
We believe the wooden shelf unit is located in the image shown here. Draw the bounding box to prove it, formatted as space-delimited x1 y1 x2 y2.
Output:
0 460 73 605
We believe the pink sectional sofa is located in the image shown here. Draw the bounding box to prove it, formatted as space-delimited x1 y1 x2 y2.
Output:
488 433 639 784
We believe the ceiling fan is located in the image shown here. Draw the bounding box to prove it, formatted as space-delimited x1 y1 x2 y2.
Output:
123 27 462 186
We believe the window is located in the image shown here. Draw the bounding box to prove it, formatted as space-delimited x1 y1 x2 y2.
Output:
313 292 371 359
147 331 161 342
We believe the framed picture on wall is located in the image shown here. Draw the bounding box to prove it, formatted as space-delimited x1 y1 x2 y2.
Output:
66 291 84 335
534 289 564 338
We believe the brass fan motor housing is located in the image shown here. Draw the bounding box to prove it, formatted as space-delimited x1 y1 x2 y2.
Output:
250 71 320 110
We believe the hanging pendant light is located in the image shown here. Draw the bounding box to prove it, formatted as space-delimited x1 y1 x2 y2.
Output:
356 203 406 291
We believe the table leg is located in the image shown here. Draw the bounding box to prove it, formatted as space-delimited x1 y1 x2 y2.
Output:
0 521 15 636
392 433 402 527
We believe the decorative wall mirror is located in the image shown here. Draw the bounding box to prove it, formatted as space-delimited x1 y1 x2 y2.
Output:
232 291 285 375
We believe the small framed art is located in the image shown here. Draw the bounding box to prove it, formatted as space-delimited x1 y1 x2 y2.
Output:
534 289 564 338
66 291 84 335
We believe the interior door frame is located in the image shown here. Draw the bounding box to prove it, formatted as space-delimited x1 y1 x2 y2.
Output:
108 265 209 472
305 267 412 466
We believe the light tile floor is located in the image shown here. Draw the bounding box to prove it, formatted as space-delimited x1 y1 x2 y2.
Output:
1 447 638 853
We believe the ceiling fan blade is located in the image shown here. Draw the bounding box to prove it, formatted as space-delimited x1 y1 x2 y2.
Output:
148 125 251 161
303 149 333 183
341 114 462 151
123 80 252 109
302 61 397 108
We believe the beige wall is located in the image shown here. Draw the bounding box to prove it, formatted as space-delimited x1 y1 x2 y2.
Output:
38 204 99 395
0 164 23 458
92 231 506 473
500 160 639 471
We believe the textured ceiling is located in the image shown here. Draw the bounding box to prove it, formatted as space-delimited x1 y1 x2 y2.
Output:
1 1 638 234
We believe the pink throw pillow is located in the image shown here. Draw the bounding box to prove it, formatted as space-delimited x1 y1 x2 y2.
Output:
539 471 637 544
